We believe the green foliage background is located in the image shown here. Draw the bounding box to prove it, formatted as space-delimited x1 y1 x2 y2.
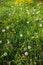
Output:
0 0 43 65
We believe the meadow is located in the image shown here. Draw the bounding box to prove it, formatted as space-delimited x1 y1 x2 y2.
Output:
0 0 43 65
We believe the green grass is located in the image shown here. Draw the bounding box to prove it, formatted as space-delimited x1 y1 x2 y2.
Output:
0 0 43 65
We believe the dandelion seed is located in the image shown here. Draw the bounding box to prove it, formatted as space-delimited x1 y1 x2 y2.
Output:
0 40 2 44
39 24 42 27
3 52 7 56
27 21 29 24
24 52 28 56
24 47 27 51
6 26 9 30
2 29 5 32
28 46 31 49
20 34 23 37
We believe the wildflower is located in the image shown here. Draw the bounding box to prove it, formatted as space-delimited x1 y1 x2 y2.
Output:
27 21 29 24
24 52 28 56
2 29 5 32
20 34 23 37
28 46 31 49
39 24 42 27
0 40 2 44
15 0 24 4
6 26 9 30
3 52 7 56
24 47 27 51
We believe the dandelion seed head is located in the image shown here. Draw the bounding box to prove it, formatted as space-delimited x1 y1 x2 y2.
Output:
39 24 42 27
0 40 2 44
24 52 28 56
3 52 7 56
20 34 23 37
28 46 31 49
2 29 5 32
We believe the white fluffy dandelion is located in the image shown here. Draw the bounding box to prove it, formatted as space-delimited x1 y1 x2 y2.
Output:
39 24 42 27
20 34 23 37
24 47 27 51
3 52 7 56
0 40 2 44
6 26 9 30
2 29 5 32
27 21 29 24
28 46 31 49
24 52 28 56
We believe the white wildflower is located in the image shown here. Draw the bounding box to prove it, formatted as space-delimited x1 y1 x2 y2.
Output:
24 47 27 51
39 24 42 27
24 52 28 56
20 34 23 37
6 26 9 30
27 21 29 24
3 52 7 56
0 40 2 44
28 46 31 49
2 29 5 32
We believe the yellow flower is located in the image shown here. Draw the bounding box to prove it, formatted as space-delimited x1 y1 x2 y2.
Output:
15 0 32 4
15 0 24 4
